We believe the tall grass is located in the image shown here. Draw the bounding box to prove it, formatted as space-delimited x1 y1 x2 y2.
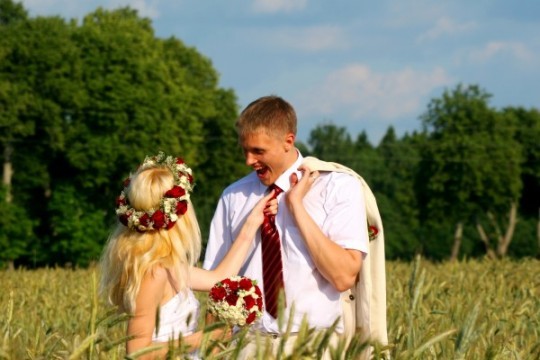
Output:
1 257 539 359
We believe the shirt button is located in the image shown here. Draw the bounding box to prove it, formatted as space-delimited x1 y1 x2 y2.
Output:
349 294 355 301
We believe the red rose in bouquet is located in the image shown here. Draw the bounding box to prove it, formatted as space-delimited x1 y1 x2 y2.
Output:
208 276 263 327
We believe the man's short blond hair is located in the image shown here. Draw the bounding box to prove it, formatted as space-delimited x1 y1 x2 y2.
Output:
235 95 297 140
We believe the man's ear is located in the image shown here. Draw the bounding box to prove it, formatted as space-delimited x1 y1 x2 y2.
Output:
284 132 296 152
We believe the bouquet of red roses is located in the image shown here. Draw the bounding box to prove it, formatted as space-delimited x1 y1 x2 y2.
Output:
207 276 263 327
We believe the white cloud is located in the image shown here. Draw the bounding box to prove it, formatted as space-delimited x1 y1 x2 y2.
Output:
417 17 476 43
251 0 307 14
264 25 348 52
385 1 449 28
297 64 453 121
469 41 534 63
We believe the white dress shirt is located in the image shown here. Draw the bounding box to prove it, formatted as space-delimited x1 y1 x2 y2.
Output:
203 152 369 333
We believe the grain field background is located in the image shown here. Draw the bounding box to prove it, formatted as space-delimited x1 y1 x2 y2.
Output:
1 257 539 359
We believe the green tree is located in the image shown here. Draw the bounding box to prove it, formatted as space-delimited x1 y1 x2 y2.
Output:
1 4 243 266
507 107 540 216
374 127 421 259
418 84 522 259
10 16 83 265
0 0 27 25
506 107 540 257
1 2 75 265
48 183 107 266
158 37 246 241
0 185 33 268
54 7 239 265
306 124 381 181
308 122 355 165
350 130 379 184
65 7 201 190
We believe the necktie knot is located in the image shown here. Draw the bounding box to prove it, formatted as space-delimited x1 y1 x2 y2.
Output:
270 184 283 198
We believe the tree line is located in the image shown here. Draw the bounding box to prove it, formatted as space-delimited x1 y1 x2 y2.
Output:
1 0 538 268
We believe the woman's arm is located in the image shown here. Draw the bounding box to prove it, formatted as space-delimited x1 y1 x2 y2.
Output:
191 191 277 291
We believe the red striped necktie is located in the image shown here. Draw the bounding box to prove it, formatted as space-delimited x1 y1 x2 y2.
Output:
261 184 285 318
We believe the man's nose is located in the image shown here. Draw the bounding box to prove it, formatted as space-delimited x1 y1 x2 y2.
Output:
245 152 256 166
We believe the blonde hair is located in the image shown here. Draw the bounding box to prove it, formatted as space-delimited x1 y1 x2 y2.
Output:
235 95 297 140
99 165 201 314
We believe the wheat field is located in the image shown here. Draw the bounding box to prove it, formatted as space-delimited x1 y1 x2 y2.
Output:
1 257 539 359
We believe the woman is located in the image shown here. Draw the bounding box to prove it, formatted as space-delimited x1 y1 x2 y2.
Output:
99 152 277 359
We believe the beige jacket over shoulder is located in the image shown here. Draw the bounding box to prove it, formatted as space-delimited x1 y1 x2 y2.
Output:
302 156 388 348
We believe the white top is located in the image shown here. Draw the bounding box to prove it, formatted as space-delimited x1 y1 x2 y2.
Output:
203 152 368 334
152 289 200 343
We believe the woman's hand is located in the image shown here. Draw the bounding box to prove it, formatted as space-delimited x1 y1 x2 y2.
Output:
192 191 279 291
286 165 319 210
245 190 278 227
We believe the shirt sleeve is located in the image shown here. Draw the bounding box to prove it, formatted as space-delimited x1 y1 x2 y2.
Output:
202 193 232 270
322 172 369 254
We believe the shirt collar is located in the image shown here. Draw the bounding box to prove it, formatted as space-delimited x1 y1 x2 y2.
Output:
273 150 303 193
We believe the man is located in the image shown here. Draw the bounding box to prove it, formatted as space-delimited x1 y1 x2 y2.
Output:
203 95 369 358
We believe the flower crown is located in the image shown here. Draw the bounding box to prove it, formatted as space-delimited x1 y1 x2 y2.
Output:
115 152 194 232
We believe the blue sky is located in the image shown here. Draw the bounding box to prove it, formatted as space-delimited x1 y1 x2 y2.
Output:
20 0 540 145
